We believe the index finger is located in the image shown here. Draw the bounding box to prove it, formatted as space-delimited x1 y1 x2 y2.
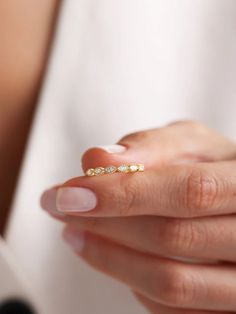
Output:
41 161 236 218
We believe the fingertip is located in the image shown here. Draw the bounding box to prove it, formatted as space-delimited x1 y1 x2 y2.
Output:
63 224 85 253
40 187 67 220
81 145 127 172
81 148 109 171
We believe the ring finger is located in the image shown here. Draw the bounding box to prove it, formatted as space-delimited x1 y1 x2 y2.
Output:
63 225 236 312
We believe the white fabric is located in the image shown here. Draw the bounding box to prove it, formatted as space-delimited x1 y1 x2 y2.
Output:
0 238 42 312
5 0 236 313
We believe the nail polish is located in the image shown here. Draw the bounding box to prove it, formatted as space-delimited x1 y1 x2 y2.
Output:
96 144 127 154
56 187 97 212
40 188 65 216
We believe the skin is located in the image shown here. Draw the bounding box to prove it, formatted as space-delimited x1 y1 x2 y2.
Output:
3 2 236 313
42 121 236 313
0 0 59 233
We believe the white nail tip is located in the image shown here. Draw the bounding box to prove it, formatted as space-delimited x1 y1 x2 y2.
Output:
96 144 127 154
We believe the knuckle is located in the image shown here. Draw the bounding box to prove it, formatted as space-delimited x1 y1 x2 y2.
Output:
119 129 153 144
119 175 152 215
168 119 196 127
157 266 197 307
155 218 207 255
183 120 204 129
183 168 220 216
119 131 148 142
120 176 139 215
182 220 206 251
168 120 202 129
168 120 209 138
156 219 199 254
153 219 184 253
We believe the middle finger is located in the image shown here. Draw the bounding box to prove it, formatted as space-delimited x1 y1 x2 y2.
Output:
66 214 236 262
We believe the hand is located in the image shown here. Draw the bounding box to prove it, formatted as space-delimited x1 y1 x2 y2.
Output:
41 121 236 313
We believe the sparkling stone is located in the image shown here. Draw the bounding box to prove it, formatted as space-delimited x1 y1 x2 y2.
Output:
129 165 138 172
94 167 105 175
137 164 145 171
86 168 95 176
118 165 129 173
105 165 117 174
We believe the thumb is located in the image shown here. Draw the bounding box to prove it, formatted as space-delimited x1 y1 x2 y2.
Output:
81 129 171 172
81 123 236 174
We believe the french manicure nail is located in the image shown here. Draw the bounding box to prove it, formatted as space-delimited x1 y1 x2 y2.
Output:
63 228 85 253
56 187 97 212
96 144 127 154
40 188 65 216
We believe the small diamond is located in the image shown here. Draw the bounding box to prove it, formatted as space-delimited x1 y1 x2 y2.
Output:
105 166 117 174
118 165 129 173
137 164 145 172
86 168 95 176
94 167 105 175
129 165 138 172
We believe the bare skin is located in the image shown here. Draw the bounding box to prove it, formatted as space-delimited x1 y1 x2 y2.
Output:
0 0 59 233
41 121 236 313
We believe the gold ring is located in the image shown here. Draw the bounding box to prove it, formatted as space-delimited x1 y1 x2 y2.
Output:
85 164 145 177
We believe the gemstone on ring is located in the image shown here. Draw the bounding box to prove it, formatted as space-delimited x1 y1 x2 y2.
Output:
117 165 129 173
94 167 105 175
86 168 95 176
85 163 144 176
137 164 145 172
129 165 139 172
105 165 117 174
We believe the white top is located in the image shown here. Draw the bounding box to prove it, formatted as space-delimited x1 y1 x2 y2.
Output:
4 1 236 313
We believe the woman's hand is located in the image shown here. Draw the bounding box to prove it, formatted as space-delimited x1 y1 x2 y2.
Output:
41 121 236 313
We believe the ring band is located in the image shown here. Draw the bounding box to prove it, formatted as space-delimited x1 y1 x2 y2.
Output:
85 164 145 177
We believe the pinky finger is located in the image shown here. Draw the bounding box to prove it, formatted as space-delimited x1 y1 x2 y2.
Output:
133 292 231 314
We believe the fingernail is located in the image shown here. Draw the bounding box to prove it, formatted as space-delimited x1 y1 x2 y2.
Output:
96 144 127 154
40 188 65 216
56 187 97 212
63 228 85 253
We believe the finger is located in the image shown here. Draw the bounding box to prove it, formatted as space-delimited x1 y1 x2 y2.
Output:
63 225 236 311
65 215 236 262
40 187 67 221
133 292 228 314
42 160 236 218
82 121 236 171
